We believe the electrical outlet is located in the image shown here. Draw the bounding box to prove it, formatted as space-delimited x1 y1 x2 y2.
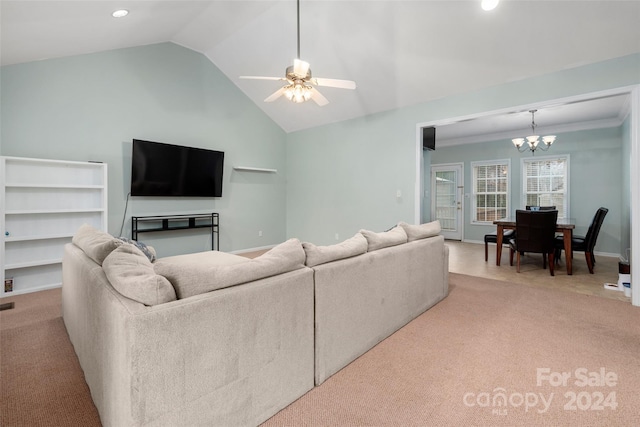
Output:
258 230 263 237
335 233 340 241
4 278 14 293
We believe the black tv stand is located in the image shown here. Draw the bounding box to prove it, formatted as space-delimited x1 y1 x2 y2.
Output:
131 213 219 250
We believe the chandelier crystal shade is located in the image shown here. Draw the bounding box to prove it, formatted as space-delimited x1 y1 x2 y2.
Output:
512 110 556 154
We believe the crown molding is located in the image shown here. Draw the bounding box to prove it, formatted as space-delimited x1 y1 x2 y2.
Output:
438 117 626 147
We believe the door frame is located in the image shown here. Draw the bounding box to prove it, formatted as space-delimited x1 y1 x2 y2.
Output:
430 162 464 240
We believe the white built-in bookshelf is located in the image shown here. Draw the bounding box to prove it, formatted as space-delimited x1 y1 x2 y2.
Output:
1 156 107 296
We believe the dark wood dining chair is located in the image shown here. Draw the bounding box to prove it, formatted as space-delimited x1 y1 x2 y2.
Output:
555 207 608 274
484 229 515 261
509 209 558 275
526 205 556 211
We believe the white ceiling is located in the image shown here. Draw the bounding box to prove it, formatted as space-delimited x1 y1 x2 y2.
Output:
1 1 639 135
435 93 631 146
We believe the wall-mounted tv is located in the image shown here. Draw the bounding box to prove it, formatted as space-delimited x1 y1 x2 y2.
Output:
131 139 224 197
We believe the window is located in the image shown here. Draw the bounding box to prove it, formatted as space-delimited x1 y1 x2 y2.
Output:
472 160 510 223
521 155 569 218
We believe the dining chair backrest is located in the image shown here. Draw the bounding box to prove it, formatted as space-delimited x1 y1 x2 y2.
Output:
515 209 558 254
584 207 608 251
526 205 556 211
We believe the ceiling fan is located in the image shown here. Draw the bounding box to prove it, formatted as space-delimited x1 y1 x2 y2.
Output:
239 0 356 106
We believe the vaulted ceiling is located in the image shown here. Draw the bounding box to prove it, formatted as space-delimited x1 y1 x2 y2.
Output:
2 1 639 134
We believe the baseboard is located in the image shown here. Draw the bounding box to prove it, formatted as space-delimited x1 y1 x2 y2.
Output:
459 240 622 259
462 239 510 246
593 250 623 259
0 282 61 298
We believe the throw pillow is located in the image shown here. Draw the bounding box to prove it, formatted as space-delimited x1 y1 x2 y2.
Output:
359 226 408 251
302 233 368 267
72 223 122 265
116 237 157 262
398 220 441 241
103 243 177 306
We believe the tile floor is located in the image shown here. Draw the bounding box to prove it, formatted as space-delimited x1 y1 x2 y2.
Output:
447 240 631 303
238 240 631 303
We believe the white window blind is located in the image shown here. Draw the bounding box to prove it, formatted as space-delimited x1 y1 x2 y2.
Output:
472 160 510 223
522 156 569 218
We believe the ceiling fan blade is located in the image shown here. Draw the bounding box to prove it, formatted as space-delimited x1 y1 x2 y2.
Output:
293 59 310 78
310 87 329 106
239 76 286 81
312 77 357 90
264 86 287 103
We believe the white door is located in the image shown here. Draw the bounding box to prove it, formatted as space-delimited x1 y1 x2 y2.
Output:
431 163 464 240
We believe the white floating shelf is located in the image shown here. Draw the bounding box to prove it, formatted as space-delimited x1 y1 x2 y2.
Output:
233 166 278 173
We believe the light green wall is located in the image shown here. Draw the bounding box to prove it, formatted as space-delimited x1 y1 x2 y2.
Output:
286 111 416 244
431 127 623 255
1 43 638 254
0 43 287 255
286 53 640 247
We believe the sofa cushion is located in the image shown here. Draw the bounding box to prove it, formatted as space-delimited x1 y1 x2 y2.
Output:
102 244 177 306
303 233 368 267
359 226 407 251
156 250 250 268
72 223 122 265
398 220 441 242
154 238 306 299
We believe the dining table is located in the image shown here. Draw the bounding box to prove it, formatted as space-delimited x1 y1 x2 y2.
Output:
493 217 576 275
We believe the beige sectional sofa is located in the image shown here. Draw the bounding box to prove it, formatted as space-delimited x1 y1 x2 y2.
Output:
312 229 449 385
62 221 448 427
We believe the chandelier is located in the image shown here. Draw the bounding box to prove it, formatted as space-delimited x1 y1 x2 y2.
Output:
512 109 556 154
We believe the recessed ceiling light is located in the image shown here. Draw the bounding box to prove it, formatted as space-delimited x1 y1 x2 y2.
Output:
112 9 129 18
481 0 499 11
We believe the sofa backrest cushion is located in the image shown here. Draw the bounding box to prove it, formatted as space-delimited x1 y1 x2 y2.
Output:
154 238 307 299
302 233 368 267
398 220 441 242
72 223 122 265
102 243 177 306
359 226 408 251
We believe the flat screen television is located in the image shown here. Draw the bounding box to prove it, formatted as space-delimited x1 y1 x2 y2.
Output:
131 139 224 197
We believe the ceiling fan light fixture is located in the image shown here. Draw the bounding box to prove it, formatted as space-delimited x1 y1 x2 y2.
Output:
240 0 355 106
284 82 312 103
292 59 311 79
